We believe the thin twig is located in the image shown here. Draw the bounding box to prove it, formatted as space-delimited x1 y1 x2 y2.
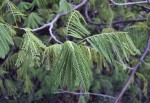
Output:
115 36 150 103
129 0 150 12
85 1 146 26
54 90 115 99
112 18 146 24
74 0 88 10
85 3 100 25
135 4 150 11
86 18 146 26
33 0 88 43
109 0 149 6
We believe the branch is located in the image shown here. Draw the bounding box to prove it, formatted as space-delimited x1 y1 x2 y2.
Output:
55 90 115 99
85 15 146 26
115 36 150 103
135 4 150 12
109 0 149 6
74 0 88 9
85 3 100 25
112 18 146 24
33 0 88 43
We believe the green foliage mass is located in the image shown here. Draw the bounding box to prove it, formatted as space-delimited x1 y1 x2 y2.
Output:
0 0 150 103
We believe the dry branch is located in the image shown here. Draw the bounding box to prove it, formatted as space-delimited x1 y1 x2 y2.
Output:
55 90 115 99
115 36 150 103
109 0 149 6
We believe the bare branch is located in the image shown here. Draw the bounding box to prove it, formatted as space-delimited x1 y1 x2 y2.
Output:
112 18 146 24
115 36 150 103
74 0 88 9
109 0 149 6
33 0 88 43
85 16 146 25
101 18 145 25
133 1 150 12
85 3 100 25
54 90 115 99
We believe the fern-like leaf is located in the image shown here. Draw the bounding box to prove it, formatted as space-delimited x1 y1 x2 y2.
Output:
17 2 31 12
13 36 22 48
23 74 33 93
58 0 73 13
0 67 8 75
24 12 44 29
4 79 17 95
15 29 45 93
0 77 16 95
52 41 92 91
99 0 114 23
0 16 5 23
0 0 24 23
87 32 140 69
136 72 148 96
0 23 16 58
80 46 106 72
2 53 18 69
43 44 62 70
16 29 45 68
31 0 59 9
124 23 149 50
64 10 90 38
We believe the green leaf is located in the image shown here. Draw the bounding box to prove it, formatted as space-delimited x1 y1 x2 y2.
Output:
0 23 16 58
98 0 114 24
23 74 33 93
87 32 140 69
1 0 25 23
124 24 149 50
17 2 31 12
0 79 5 94
24 12 44 29
31 0 49 9
0 67 8 75
136 72 148 96
5 79 17 95
58 0 73 13
78 95 86 103
0 79 16 95
64 10 90 38
52 41 92 91
16 29 45 68
0 16 5 23
43 44 62 70
2 53 18 69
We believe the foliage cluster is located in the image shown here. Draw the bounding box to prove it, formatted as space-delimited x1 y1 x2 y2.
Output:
0 0 150 103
